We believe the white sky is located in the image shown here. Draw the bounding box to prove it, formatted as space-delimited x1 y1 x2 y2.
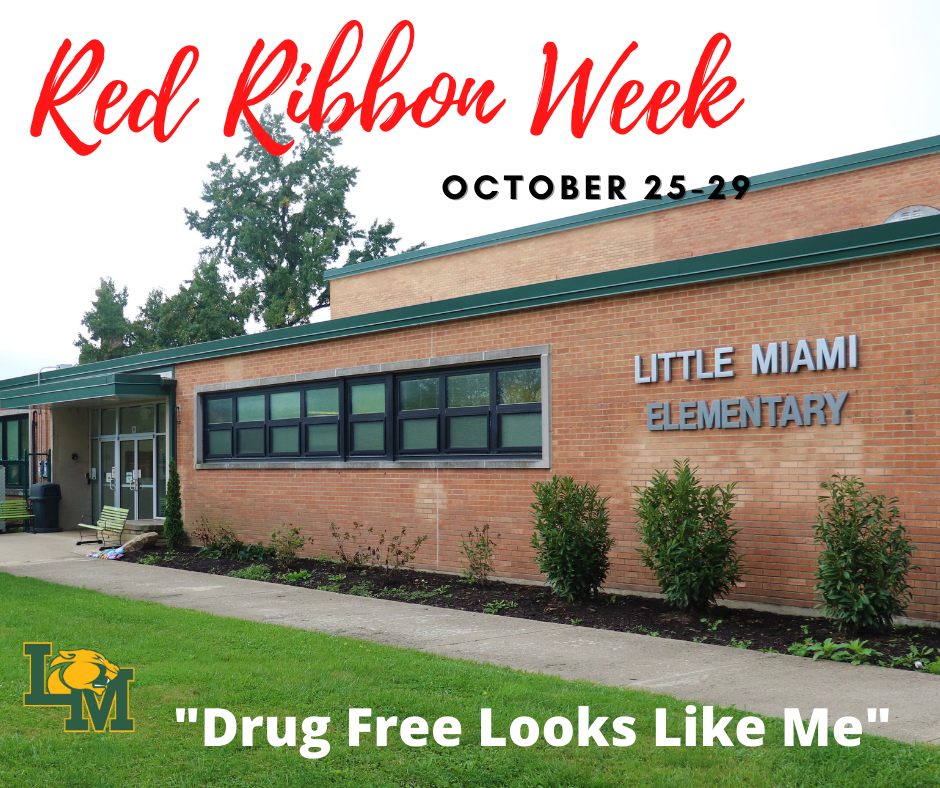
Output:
2 0 939 379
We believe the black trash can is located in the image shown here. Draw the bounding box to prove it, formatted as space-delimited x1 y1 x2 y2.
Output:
29 483 62 533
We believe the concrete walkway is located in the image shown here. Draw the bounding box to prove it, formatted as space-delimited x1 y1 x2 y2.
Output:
2 531 938 745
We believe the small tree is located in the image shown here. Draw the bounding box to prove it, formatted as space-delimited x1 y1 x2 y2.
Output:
460 524 499 584
530 476 614 602
162 459 186 549
814 475 915 632
635 460 742 612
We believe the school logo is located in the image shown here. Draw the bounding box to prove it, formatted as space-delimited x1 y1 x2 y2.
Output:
23 642 135 732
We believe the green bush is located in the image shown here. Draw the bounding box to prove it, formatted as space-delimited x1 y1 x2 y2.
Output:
227 565 272 581
530 476 614 602
162 459 187 549
814 475 915 632
634 459 743 612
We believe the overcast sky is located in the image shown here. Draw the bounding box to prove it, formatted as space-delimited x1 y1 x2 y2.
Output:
2 0 939 379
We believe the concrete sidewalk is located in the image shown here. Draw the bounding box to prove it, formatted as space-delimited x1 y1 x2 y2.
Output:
2 530 938 745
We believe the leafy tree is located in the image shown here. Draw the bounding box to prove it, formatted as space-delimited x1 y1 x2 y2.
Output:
346 218 425 267
76 107 419 362
75 278 135 363
184 106 419 330
133 258 251 353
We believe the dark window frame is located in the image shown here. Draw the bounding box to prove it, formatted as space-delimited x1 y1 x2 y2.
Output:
201 360 542 463
304 383 344 458
0 415 29 489
346 375 392 459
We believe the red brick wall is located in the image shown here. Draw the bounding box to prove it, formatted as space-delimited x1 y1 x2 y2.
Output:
173 248 940 620
331 152 940 319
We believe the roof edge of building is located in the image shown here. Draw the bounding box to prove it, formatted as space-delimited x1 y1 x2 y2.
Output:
325 133 940 281
3 214 939 398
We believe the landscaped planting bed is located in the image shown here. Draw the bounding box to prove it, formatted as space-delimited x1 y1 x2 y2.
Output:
125 546 940 672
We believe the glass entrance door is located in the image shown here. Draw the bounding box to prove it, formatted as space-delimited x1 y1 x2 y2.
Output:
98 440 117 518
119 438 155 520
91 403 168 523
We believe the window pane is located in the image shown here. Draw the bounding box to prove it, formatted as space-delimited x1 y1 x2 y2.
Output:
447 373 490 407
448 415 488 449
6 420 19 459
157 403 167 434
91 411 100 438
402 418 437 451
208 430 232 456
500 413 542 447
120 407 139 434
306 388 339 417
91 439 99 520
351 383 385 414
400 378 439 411
207 398 232 424
270 391 301 420
498 369 541 404
157 436 167 517
271 425 299 454
237 395 265 422
139 439 154 486
307 424 338 453
352 421 384 452
237 427 264 454
101 409 117 435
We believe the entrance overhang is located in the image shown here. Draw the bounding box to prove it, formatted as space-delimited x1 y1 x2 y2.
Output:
0 374 176 409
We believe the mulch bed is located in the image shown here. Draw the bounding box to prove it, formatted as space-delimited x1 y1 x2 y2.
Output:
125 546 940 671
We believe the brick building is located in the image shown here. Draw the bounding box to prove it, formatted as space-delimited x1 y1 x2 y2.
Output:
1 135 938 619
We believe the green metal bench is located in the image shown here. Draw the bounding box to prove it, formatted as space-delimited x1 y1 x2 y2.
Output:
0 499 34 533
76 506 130 547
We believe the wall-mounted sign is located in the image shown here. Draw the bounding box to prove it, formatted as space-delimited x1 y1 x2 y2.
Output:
639 335 858 431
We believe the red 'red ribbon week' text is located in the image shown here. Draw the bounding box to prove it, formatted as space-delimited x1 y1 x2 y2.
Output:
30 21 744 157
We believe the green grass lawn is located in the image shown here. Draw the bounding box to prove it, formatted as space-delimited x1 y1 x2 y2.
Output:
0 572 937 788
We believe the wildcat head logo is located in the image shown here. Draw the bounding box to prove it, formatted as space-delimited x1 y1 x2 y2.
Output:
47 649 121 699
23 643 134 732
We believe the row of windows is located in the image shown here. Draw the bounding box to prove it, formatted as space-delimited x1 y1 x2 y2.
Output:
91 404 168 437
202 361 543 461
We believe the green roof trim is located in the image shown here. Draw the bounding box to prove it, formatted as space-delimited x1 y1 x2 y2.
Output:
326 133 940 280
0 374 176 409
2 215 939 395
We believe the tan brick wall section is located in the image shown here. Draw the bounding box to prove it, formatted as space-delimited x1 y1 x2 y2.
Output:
174 249 940 620
331 153 940 319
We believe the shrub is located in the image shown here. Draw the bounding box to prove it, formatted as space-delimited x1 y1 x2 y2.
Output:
191 516 222 546
162 459 187 549
635 459 743 612
270 525 305 566
460 523 499 584
814 474 915 632
329 521 372 568
367 526 427 572
227 565 272 581
530 475 614 602
194 521 274 561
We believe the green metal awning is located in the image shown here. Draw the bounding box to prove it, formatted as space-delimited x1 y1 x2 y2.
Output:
0 373 175 409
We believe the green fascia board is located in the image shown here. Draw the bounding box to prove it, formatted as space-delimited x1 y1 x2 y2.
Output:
2 215 938 395
327 133 940 280
0 374 175 409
